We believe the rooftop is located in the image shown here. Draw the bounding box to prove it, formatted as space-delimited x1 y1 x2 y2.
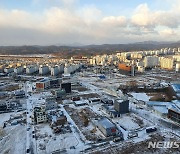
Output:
147 101 171 107
171 84 180 93
153 106 168 114
39 78 49 82
169 104 180 114
98 117 115 129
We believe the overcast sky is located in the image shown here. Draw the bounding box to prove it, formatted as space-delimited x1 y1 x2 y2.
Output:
0 0 180 45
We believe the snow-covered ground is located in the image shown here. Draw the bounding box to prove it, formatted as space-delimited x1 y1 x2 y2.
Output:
0 125 26 154
130 92 151 102
0 112 11 127
114 116 140 130
35 123 82 154
0 69 179 154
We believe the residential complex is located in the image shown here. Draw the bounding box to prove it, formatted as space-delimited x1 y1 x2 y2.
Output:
0 47 179 154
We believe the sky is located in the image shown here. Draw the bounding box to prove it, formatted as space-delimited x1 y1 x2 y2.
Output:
0 0 180 45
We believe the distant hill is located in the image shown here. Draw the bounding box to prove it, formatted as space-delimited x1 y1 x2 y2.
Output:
0 41 180 58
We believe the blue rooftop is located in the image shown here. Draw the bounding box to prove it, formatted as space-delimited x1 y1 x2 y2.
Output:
171 84 180 93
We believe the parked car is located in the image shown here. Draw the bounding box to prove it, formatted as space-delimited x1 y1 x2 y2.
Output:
128 132 138 139
26 149 30 153
70 146 75 149
146 126 157 133
113 137 122 142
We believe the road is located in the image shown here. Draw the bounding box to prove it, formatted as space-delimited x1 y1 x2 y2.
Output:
25 81 38 154
129 97 180 137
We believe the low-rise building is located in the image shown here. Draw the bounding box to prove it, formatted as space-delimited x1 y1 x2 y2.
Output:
6 100 22 110
36 79 50 90
97 117 117 137
101 98 113 105
52 89 66 99
0 101 7 112
74 100 88 106
45 100 58 110
88 98 101 103
14 90 25 98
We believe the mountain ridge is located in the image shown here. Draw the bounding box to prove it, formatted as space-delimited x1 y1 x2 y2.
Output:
0 41 180 58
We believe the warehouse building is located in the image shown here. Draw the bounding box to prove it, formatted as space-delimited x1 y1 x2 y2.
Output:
97 117 117 137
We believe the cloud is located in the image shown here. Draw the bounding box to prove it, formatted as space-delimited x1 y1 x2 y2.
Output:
131 4 154 28
102 16 127 27
60 0 78 6
159 28 176 36
0 9 34 28
154 11 180 28
131 3 180 29
79 6 102 24
42 7 83 33
0 0 180 45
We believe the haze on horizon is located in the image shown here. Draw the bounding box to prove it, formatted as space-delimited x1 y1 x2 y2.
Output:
0 0 180 46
